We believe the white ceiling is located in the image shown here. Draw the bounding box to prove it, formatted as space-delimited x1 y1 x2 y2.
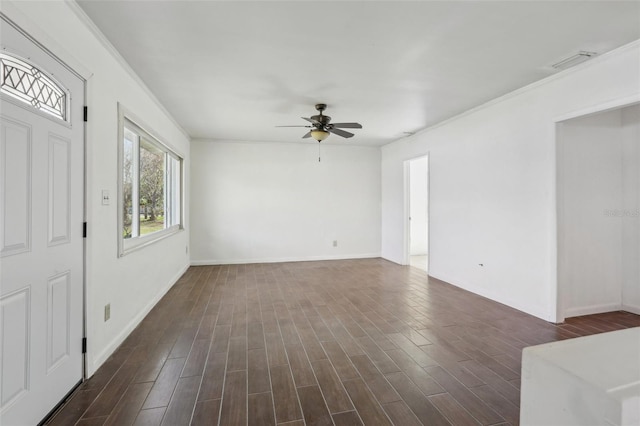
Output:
77 1 640 147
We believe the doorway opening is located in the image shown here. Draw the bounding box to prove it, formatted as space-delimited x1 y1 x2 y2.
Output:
405 156 429 271
556 103 640 322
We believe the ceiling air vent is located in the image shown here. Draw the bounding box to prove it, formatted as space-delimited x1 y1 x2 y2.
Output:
551 51 597 70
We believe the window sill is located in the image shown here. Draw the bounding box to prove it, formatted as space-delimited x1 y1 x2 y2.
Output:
119 225 183 257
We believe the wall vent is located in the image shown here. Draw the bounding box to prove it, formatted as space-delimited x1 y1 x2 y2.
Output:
551 51 597 70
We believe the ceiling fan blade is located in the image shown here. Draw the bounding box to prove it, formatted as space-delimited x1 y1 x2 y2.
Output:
302 131 312 139
302 117 322 126
330 122 362 129
328 128 354 138
275 125 312 128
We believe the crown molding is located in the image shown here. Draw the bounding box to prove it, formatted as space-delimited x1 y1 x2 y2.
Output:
386 38 640 147
65 0 190 141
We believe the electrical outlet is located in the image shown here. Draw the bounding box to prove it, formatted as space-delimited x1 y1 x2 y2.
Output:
104 304 110 322
333 240 338 247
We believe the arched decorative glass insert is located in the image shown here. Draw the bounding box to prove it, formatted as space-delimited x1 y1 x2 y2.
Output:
0 53 67 121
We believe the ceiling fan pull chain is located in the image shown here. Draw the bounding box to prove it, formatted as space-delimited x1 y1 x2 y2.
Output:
318 142 321 162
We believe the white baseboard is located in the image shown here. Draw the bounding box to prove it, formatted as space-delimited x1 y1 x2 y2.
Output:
380 255 403 266
190 253 381 266
426 271 551 321
622 303 640 315
564 303 622 319
87 262 189 376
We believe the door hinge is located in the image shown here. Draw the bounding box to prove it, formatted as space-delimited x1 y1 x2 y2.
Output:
83 106 88 122
82 338 87 354
83 222 87 238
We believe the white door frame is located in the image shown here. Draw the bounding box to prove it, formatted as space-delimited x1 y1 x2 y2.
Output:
0 13 88 421
403 154 430 269
553 94 640 323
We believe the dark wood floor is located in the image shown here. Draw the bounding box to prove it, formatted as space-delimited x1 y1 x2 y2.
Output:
47 259 640 426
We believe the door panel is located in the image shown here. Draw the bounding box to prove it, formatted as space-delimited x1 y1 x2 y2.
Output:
48 134 71 246
0 17 84 425
0 117 31 256
47 271 71 373
0 287 30 409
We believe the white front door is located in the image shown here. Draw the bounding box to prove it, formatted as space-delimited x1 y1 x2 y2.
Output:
0 18 84 425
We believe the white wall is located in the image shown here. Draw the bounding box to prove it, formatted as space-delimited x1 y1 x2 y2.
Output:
1 1 191 375
381 41 640 321
409 157 428 255
190 140 380 264
557 109 624 318
622 105 640 314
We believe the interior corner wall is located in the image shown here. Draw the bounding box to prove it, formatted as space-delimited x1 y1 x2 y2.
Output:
190 140 381 264
622 105 640 314
558 104 640 319
557 109 624 319
381 41 640 322
1 1 191 375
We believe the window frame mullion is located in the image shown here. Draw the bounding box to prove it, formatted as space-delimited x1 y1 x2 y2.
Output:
131 133 140 238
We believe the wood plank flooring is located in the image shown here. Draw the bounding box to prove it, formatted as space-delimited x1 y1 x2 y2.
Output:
46 259 640 425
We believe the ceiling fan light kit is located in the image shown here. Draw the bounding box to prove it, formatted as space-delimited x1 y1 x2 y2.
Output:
310 129 329 142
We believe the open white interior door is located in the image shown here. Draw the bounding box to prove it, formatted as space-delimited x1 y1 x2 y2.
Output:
0 17 85 425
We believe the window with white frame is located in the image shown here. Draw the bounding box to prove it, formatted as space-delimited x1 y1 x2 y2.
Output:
119 108 183 255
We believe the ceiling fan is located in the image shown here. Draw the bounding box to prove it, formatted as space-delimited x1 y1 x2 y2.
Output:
277 103 362 142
